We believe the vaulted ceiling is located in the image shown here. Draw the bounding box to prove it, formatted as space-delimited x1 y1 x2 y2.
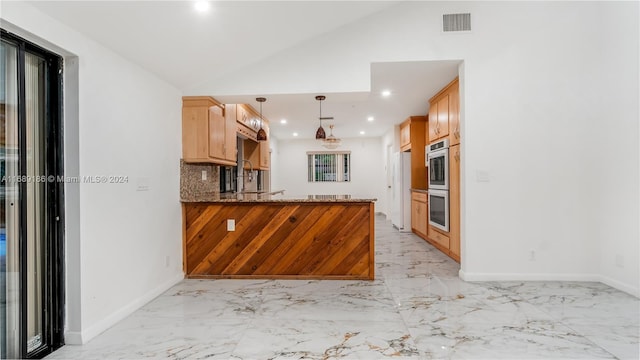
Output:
28 1 460 140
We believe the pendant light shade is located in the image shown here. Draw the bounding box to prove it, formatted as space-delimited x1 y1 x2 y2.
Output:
315 95 326 140
256 97 267 141
322 124 342 149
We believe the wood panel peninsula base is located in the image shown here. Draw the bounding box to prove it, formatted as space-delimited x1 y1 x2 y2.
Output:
182 195 375 280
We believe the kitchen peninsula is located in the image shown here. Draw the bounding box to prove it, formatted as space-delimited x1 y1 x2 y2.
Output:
181 193 376 280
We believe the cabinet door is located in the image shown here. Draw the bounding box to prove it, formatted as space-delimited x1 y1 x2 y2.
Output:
437 95 449 139
224 104 237 162
428 102 438 143
400 122 411 151
411 192 428 238
259 138 270 169
208 105 226 159
417 201 428 236
449 144 460 260
236 104 247 123
411 199 420 232
449 83 460 146
182 107 209 160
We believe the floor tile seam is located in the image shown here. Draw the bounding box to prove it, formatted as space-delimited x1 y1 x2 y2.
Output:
492 285 579 329
244 316 409 326
552 321 622 360
224 316 260 358
498 288 623 359
379 254 427 352
405 321 621 360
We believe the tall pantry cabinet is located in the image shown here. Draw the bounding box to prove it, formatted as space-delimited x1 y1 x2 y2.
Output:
428 78 461 262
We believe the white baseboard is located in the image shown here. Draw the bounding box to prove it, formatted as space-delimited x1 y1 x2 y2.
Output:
64 272 184 345
64 331 83 345
596 274 640 298
458 270 597 282
458 270 639 298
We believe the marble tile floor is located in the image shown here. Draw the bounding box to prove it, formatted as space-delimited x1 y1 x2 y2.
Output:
47 215 639 359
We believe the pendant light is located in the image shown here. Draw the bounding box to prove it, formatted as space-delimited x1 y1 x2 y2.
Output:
256 97 267 141
315 95 326 140
322 124 342 149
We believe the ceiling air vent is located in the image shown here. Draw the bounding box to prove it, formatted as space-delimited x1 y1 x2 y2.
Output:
443 13 471 32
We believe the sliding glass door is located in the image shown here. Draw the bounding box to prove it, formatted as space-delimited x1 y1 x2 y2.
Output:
1 37 20 360
1 30 64 360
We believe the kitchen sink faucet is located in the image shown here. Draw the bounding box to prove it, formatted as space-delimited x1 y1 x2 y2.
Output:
241 159 254 181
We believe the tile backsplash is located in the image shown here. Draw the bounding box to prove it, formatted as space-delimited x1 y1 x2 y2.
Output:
180 160 220 199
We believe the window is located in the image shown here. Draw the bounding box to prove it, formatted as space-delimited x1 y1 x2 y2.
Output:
307 152 351 182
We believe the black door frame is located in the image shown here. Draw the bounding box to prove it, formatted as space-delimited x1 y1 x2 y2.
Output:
1 28 65 360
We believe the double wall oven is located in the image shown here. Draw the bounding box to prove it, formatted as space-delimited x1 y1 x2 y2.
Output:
426 139 449 232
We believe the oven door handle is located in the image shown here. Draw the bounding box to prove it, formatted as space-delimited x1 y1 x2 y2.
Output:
428 149 447 159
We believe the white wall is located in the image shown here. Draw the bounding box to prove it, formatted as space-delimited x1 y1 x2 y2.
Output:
276 137 387 214
381 128 395 220
190 1 640 295
1 2 184 343
269 136 280 192
593 3 639 295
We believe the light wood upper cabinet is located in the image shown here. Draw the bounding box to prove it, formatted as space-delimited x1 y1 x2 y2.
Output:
235 104 266 141
208 106 225 159
428 103 438 145
236 104 247 123
411 191 428 239
400 117 425 152
259 136 270 169
400 121 411 150
428 77 459 144
449 84 460 146
449 144 461 261
436 95 450 139
182 96 237 166
399 116 427 189
182 106 209 161
224 104 237 162
243 122 270 171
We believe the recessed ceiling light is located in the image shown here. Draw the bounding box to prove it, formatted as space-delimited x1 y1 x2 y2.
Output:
293 132 299 137
280 119 287 124
360 131 366 135
194 1 210 13
381 90 391 97
367 116 374 122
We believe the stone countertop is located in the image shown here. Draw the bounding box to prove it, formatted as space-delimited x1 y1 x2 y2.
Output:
181 191 376 203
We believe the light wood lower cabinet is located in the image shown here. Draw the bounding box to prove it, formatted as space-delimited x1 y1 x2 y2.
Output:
424 144 460 262
428 226 450 250
411 191 428 239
